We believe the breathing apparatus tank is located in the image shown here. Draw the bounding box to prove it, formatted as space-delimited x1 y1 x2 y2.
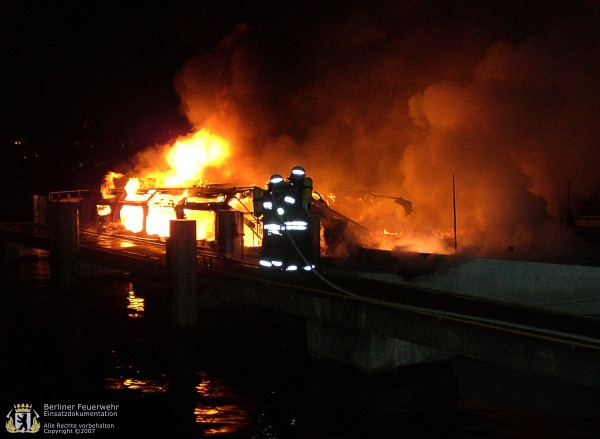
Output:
302 177 313 211
253 186 264 217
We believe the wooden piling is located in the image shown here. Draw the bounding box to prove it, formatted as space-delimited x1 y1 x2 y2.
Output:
33 194 48 224
50 203 79 293
166 220 198 329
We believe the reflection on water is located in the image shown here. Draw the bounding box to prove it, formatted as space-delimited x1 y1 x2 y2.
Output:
126 284 144 318
105 377 168 393
195 372 256 436
8 247 51 286
103 356 254 436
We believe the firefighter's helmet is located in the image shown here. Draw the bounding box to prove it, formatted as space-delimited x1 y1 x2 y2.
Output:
269 174 284 185
290 166 306 179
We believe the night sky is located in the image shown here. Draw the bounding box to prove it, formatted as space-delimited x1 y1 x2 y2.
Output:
2 1 599 261
2 1 570 169
0 1 344 194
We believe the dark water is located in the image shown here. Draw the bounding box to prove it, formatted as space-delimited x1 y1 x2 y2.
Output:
1 247 600 438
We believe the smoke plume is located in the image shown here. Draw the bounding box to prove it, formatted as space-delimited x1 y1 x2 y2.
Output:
147 2 600 261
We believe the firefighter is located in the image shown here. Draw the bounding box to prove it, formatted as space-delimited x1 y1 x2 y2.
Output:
287 165 313 213
252 185 264 218
280 166 316 271
258 174 286 269
259 166 318 272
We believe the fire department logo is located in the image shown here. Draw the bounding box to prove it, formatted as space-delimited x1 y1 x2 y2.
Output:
5 404 41 434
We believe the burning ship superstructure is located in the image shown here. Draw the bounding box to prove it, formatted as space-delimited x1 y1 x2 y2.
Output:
55 170 370 268
95 177 262 254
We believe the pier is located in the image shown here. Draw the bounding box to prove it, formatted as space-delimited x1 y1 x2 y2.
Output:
2 202 600 391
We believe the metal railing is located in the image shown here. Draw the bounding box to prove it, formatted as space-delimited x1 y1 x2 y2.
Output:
49 190 91 202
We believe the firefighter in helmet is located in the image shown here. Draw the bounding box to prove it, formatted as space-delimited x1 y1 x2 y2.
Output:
281 166 316 271
258 174 286 269
259 167 317 272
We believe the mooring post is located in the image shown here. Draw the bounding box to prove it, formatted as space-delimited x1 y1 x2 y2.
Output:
166 219 198 329
50 202 80 293
33 194 48 224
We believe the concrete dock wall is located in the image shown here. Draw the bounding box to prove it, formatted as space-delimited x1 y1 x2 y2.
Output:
358 257 600 316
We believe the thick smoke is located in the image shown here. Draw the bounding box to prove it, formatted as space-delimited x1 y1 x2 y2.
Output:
168 2 600 261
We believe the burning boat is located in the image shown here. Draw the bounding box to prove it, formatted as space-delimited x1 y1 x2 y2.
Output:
95 176 260 249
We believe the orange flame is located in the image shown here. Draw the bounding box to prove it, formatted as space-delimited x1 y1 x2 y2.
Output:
162 129 231 187
103 129 236 239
